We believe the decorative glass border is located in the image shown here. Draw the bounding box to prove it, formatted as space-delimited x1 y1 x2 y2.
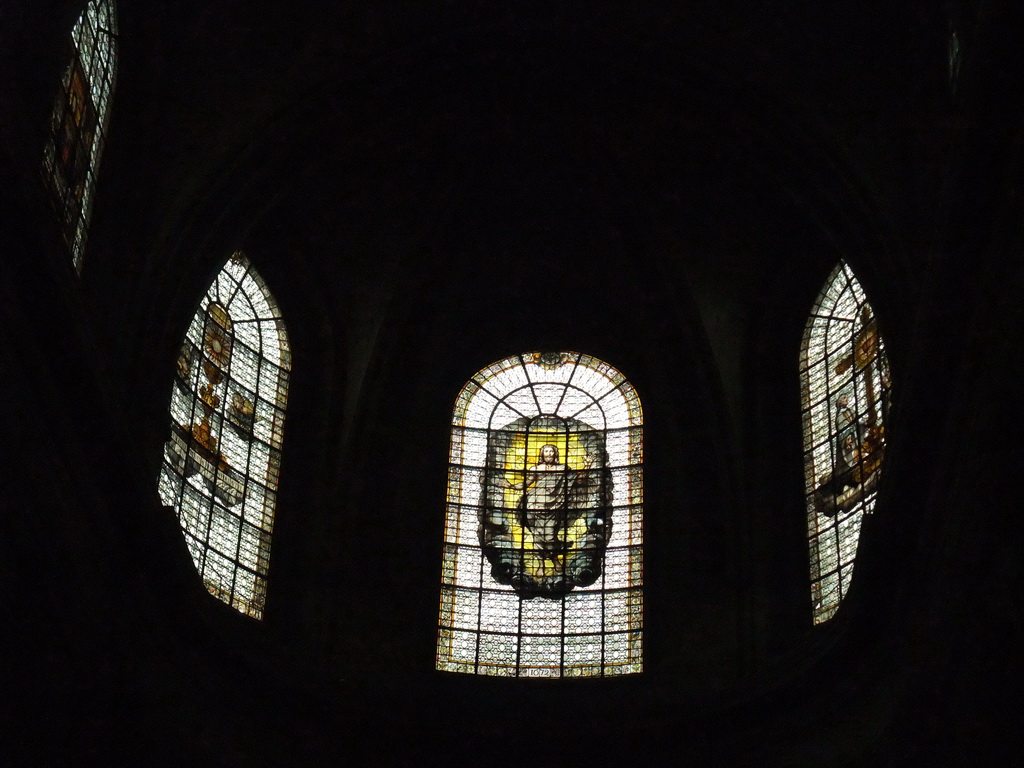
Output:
437 352 643 677
158 252 291 620
800 263 890 624
42 0 118 272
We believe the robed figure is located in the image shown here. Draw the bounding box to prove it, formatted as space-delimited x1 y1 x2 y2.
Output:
480 416 613 598
812 309 888 517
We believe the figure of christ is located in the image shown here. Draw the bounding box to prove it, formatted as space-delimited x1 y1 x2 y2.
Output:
502 444 589 556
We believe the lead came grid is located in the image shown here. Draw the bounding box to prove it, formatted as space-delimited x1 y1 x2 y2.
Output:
800 263 889 624
43 0 118 271
437 352 643 677
158 253 290 620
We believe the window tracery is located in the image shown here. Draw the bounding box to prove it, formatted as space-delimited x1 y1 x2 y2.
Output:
437 352 643 677
157 253 290 620
42 0 118 271
800 262 890 624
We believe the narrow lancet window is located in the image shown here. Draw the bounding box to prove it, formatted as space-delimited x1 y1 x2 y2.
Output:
158 253 291 620
42 0 118 271
800 262 890 624
437 352 643 677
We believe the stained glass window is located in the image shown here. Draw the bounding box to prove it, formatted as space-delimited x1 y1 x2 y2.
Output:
800 262 890 624
158 253 291 620
42 0 118 272
437 352 643 677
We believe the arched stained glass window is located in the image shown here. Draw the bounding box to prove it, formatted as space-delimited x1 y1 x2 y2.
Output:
800 262 890 624
157 253 290 620
437 352 643 677
42 0 118 272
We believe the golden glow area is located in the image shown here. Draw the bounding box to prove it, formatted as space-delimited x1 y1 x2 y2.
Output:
438 352 643 678
499 430 592 578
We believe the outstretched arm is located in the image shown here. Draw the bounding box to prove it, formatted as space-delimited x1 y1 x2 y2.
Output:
495 470 535 490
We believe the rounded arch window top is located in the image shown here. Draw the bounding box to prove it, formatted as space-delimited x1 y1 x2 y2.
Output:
438 352 643 678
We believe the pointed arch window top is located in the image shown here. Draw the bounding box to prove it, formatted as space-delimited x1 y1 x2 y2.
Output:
801 262 890 624
207 252 291 371
72 0 118 75
158 252 290 620
439 352 643 678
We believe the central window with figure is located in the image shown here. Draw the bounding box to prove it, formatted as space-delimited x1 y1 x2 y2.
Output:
437 352 643 678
